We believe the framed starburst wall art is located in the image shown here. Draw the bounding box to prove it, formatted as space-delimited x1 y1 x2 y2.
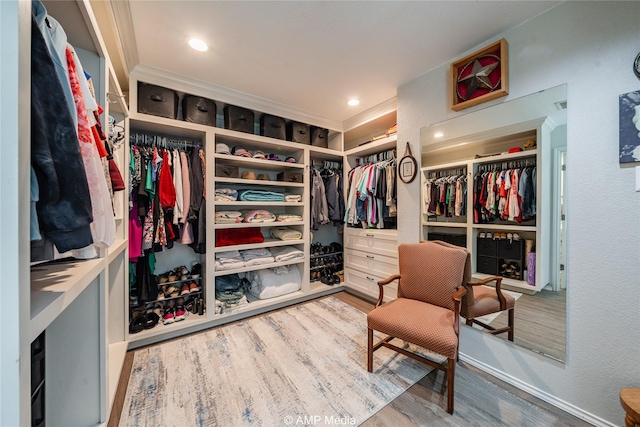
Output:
450 38 509 111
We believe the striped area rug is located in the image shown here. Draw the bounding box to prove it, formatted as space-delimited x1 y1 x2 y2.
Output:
119 297 432 426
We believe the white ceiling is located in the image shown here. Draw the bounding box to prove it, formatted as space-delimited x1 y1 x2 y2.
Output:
117 1 561 125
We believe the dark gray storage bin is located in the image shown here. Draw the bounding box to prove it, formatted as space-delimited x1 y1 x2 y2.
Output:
182 95 217 126
310 126 329 148
223 105 255 134
498 239 523 260
477 255 498 275
477 238 498 256
137 82 179 119
260 114 286 140
287 121 310 144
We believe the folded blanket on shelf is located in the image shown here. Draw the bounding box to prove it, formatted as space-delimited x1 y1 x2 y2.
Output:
237 189 285 202
215 259 246 270
241 248 275 266
243 209 276 223
247 265 302 300
275 213 303 222
216 228 264 247
216 249 241 259
215 211 244 223
284 194 302 202
270 226 303 241
270 245 305 262
215 188 238 201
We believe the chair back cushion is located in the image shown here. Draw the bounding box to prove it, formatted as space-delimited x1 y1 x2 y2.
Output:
397 242 467 310
427 240 475 314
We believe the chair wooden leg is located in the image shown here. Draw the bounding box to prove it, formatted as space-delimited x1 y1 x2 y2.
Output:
367 328 373 372
446 358 455 414
508 309 515 342
466 318 473 327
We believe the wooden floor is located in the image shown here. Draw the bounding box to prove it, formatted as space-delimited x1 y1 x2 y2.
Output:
487 289 566 361
109 291 588 427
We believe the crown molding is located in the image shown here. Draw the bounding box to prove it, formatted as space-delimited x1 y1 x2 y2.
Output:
342 97 397 133
130 64 343 131
109 0 139 74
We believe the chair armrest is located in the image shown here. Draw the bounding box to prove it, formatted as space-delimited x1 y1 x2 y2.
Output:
375 274 401 307
452 287 467 335
469 276 507 310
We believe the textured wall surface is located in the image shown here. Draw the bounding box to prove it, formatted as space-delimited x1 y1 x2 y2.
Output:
396 2 640 425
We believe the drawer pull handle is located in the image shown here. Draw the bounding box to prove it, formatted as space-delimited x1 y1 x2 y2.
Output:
366 276 375 281
366 233 374 237
366 255 374 259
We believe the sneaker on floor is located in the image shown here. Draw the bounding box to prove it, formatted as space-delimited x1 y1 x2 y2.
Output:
174 305 187 321
162 308 175 324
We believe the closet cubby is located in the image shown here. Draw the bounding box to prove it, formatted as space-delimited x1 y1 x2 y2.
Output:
421 119 551 294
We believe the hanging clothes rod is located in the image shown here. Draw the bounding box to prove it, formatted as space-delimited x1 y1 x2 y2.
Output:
355 148 396 166
129 132 201 149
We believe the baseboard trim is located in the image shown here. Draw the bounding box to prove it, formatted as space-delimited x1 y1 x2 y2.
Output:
459 354 615 427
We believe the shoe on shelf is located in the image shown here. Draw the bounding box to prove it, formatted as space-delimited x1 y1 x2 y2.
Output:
191 262 202 279
144 312 160 329
129 316 145 334
178 265 189 276
189 281 201 293
174 305 187 321
180 283 190 296
163 285 180 298
162 308 175 324
167 271 178 282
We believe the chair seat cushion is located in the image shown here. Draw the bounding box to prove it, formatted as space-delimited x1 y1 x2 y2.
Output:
465 286 516 319
367 298 458 359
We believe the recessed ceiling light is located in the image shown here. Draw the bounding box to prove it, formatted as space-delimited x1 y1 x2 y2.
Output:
434 132 444 138
188 38 208 52
347 99 360 106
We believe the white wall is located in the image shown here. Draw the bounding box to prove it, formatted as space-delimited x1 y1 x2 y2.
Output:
397 2 640 425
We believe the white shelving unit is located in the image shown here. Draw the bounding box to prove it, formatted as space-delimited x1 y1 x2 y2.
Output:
341 108 399 302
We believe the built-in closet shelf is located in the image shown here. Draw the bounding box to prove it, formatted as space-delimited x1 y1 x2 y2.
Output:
129 112 210 139
215 177 304 188
129 291 203 307
307 146 344 159
107 341 128 408
214 259 305 277
214 221 305 229
310 251 343 259
472 273 535 294
30 257 107 342
213 128 309 151
343 134 397 157
128 313 210 343
214 239 305 253
214 201 304 207
214 154 305 171
473 224 537 232
107 239 128 262
473 148 537 165
422 221 467 228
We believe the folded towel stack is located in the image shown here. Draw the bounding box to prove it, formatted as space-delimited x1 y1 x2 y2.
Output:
242 248 275 266
238 189 285 202
270 227 303 241
275 213 303 222
215 188 238 201
215 210 244 223
270 245 305 262
215 250 245 270
243 209 276 223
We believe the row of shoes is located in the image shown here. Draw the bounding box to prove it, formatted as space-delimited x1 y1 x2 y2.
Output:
310 253 342 268
129 297 205 334
310 242 343 256
158 280 201 300
156 262 202 284
500 261 522 280
479 232 520 243
310 267 342 285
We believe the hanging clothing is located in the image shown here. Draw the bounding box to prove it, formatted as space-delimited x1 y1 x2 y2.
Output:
30 13 93 253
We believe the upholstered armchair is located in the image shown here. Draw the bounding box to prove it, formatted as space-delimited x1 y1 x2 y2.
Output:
366 241 467 414
431 240 515 341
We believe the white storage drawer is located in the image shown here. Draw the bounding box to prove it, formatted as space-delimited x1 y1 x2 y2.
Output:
344 267 398 300
345 249 397 279
344 229 398 258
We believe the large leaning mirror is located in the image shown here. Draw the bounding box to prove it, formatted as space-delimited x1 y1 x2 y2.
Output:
420 85 567 362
